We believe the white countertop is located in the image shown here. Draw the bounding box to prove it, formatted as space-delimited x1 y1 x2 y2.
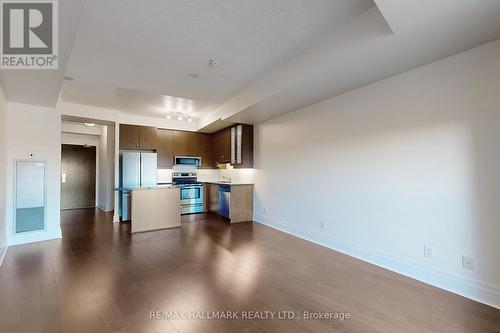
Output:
132 186 176 191
203 181 254 186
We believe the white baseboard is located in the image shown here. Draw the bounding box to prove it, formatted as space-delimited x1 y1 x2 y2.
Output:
254 214 500 310
8 229 62 247
0 246 7 267
97 205 113 212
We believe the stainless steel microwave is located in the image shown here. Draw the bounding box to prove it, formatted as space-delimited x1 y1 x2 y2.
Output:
174 156 201 167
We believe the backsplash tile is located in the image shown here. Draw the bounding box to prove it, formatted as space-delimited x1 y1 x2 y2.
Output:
157 166 254 184
157 169 173 183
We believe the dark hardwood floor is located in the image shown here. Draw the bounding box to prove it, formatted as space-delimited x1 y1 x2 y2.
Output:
0 209 499 332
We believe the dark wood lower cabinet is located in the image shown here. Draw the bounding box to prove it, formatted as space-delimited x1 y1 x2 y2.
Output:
206 183 253 223
208 183 219 213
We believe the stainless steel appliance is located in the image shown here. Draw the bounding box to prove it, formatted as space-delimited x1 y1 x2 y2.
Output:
174 156 201 167
219 185 231 219
172 172 204 215
230 125 243 165
120 152 158 221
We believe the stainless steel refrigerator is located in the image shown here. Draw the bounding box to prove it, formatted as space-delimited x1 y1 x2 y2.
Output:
120 152 157 221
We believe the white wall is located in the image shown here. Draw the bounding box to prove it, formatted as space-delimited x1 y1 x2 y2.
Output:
62 121 103 136
0 84 7 258
98 126 107 209
105 125 115 211
61 132 100 147
254 39 500 308
6 103 62 246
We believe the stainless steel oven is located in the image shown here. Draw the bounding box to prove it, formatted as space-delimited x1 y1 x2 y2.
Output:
179 185 203 205
172 172 204 215
179 184 204 214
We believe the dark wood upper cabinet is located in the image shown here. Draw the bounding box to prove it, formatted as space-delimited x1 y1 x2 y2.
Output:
120 124 252 168
211 125 253 168
119 124 140 150
157 129 174 168
139 126 158 150
200 133 213 168
233 124 254 169
173 131 212 168
173 130 189 156
212 127 231 165
187 132 203 158
119 124 158 150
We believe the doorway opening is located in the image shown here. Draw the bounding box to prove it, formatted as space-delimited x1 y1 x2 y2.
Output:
60 116 117 223
61 144 97 210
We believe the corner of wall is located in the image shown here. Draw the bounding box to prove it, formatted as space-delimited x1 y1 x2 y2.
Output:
0 84 8 264
0 246 7 267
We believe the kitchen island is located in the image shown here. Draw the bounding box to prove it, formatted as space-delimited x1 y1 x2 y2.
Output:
131 187 181 233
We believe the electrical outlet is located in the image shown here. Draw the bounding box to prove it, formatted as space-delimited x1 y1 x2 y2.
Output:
263 207 267 214
320 220 327 230
462 255 474 270
424 245 434 259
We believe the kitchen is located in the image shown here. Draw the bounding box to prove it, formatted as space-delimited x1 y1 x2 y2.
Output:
117 123 255 233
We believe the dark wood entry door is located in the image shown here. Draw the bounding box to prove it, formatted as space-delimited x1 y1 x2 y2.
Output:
61 144 96 210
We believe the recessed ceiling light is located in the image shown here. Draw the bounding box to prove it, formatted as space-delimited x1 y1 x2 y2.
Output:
177 116 183 121
188 116 193 122
188 73 199 79
209 59 221 67
166 114 172 120
64 76 74 81
84 123 96 127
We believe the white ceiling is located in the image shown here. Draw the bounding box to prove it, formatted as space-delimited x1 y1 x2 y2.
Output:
207 0 500 127
60 0 374 120
115 88 219 119
2 0 500 131
0 0 86 106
